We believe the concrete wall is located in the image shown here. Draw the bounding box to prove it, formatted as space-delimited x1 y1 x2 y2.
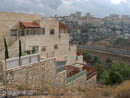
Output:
6 54 40 70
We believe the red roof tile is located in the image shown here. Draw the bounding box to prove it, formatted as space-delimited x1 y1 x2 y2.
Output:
59 22 68 29
20 22 40 28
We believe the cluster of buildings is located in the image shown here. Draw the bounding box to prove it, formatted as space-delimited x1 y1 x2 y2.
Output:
55 12 130 45
0 12 88 91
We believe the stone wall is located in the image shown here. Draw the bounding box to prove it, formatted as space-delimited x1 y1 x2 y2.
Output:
5 58 56 90
67 45 77 65
0 60 5 73
55 71 67 88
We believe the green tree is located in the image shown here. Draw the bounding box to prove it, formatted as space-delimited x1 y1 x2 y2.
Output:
82 51 88 61
107 71 123 85
120 64 130 80
105 58 113 70
91 56 99 66
4 38 9 60
19 40 22 57
86 54 92 63
97 64 104 81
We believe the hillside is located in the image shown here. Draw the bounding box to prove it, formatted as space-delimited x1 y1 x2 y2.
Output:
93 37 130 50
93 38 112 47
111 38 130 50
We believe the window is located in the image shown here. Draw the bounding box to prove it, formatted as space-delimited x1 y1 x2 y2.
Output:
11 29 17 36
50 29 55 35
32 46 39 53
33 30 36 35
21 30 24 36
27 30 29 35
40 28 45 35
43 28 45 34
54 44 58 50
30 30 33 35
41 46 46 52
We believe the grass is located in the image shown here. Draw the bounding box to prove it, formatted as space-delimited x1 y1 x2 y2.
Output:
102 80 130 98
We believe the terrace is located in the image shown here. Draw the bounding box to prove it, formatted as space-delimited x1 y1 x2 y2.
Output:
10 22 45 37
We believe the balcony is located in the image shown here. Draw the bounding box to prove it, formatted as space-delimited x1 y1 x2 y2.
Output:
66 70 86 84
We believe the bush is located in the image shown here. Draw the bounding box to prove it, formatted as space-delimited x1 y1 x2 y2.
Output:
107 71 123 85
97 62 130 85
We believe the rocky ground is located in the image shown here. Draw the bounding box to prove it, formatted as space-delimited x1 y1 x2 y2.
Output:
16 81 130 98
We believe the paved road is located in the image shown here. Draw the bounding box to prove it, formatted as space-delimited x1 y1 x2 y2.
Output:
78 45 130 56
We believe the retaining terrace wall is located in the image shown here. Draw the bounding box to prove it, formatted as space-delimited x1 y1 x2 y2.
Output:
5 58 56 90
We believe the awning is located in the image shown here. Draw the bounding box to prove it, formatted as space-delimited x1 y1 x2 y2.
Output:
59 22 68 29
20 22 40 28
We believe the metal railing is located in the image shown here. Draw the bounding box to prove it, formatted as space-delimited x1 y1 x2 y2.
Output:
66 70 86 84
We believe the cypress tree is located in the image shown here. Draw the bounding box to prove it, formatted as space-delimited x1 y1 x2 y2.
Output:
4 38 9 60
19 40 22 57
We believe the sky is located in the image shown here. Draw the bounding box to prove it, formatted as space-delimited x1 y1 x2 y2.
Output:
0 0 130 17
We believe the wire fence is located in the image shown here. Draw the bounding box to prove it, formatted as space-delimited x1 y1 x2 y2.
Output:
78 45 130 56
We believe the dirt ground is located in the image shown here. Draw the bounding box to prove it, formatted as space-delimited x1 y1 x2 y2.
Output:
78 48 130 64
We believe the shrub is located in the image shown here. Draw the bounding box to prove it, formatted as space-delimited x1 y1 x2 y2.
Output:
107 71 123 85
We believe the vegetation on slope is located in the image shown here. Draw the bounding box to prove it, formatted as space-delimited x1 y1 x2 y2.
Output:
97 58 130 85
111 38 130 49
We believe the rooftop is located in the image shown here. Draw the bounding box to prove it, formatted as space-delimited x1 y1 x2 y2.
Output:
59 22 68 29
20 22 40 28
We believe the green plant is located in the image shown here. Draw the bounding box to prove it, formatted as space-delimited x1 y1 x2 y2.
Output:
91 56 99 66
4 37 9 59
107 71 123 85
105 58 113 70
19 40 22 57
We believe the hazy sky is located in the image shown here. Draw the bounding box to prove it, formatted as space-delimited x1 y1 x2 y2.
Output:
0 0 130 17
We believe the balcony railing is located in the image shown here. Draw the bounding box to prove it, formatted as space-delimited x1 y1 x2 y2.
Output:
66 70 86 84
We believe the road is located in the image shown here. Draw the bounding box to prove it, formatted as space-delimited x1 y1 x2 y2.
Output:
78 45 130 56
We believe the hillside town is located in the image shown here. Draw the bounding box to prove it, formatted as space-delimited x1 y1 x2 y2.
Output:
55 12 130 47
0 11 130 98
0 12 98 98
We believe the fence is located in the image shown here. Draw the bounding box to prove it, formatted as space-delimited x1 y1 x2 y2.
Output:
6 54 40 70
78 45 130 56
66 70 86 84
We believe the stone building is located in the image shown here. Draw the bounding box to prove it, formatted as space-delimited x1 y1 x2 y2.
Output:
0 12 81 66
0 12 84 90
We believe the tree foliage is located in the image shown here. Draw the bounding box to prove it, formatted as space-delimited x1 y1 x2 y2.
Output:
19 40 22 57
97 62 130 85
4 37 9 60
82 52 100 65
